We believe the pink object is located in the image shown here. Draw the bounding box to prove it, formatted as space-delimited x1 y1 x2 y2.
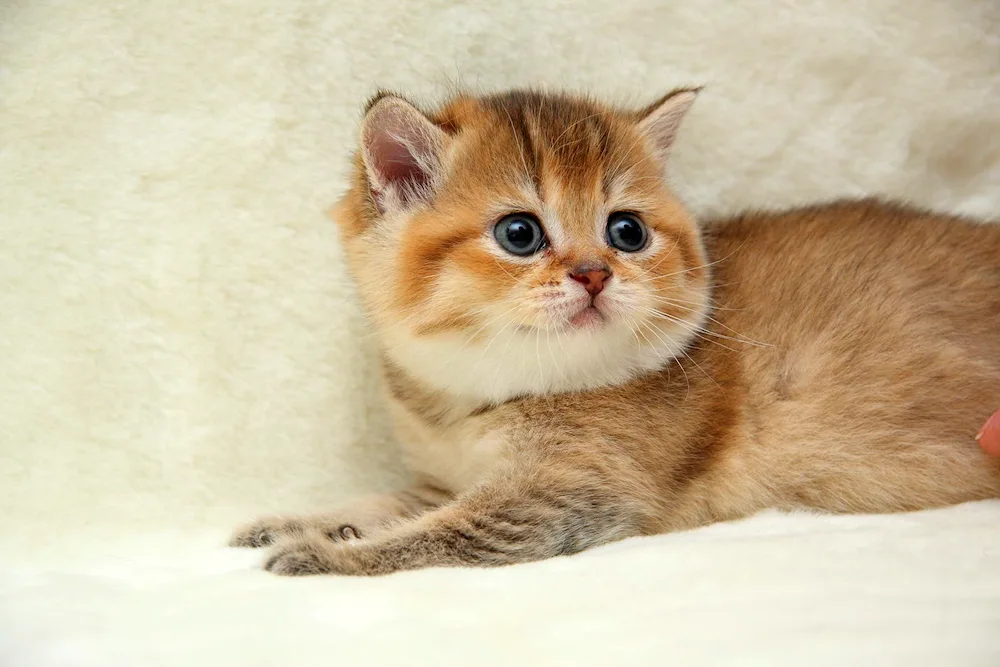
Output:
976 409 1000 456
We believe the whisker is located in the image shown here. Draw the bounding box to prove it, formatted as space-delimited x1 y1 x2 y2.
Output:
485 311 533 392
645 293 745 313
534 318 544 389
644 320 719 390
628 319 673 385
468 308 523 378
633 240 749 284
636 307 742 353
491 257 524 284
637 301 772 348
635 235 679 279
442 304 521 368
637 321 690 396
544 324 564 388
557 327 571 380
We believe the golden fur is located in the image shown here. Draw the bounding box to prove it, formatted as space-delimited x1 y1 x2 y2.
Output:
232 89 1000 575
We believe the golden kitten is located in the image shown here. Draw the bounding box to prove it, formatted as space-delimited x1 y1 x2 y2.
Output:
231 88 1000 575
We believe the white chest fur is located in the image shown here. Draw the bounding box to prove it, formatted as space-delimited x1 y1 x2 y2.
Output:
386 394 505 493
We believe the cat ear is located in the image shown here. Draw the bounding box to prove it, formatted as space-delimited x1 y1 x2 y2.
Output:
636 88 699 165
360 94 449 213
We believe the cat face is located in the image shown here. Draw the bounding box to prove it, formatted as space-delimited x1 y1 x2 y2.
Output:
334 90 710 403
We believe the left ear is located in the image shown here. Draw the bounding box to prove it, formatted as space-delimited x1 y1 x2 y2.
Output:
360 93 450 214
636 87 700 165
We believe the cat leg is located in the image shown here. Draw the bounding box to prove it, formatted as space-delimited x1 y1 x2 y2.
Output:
261 459 649 576
229 483 451 548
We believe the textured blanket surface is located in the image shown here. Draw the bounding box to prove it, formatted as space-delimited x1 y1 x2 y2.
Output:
1 0 998 664
2 504 1000 666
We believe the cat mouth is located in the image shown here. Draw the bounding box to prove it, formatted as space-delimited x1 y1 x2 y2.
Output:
568 305 605 329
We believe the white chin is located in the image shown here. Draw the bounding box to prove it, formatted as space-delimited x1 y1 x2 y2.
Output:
567 306 605 330
384 316 697 404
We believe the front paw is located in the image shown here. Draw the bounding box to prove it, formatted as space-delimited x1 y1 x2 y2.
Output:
263 537 372 577
264 539 335 576
229 517 304 548
230 517 362 548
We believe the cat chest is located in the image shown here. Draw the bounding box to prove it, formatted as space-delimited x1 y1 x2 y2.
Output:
386 395 504 492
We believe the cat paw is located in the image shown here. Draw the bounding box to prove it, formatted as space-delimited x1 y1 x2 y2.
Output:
230 517 363 548
265 540 335 576
229 518 303 548
263 537 370 576
325 524 362 541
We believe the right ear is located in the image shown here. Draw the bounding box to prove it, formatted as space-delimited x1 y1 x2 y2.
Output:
360 94 449 214
635 87 699 169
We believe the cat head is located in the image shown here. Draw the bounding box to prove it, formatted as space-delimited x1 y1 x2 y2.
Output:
333 89 710 404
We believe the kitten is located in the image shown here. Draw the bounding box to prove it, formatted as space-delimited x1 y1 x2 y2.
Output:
231 88 1000 575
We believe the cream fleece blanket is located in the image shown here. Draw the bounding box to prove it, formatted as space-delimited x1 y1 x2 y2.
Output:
1 1 998 664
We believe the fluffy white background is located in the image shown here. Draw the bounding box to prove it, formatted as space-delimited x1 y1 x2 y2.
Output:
1 0 998 664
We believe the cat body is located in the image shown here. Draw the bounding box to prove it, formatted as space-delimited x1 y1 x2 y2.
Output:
232 89 1000 575
382 200 1000 538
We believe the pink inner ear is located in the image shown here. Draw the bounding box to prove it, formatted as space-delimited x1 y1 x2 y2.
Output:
369 131 429 193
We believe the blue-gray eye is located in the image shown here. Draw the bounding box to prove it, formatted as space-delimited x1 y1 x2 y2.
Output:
607 212 648 252
494 214 546 256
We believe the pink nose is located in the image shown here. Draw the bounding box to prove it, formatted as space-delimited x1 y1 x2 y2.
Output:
569 266 611 296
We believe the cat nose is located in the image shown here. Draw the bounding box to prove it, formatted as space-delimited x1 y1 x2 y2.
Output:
569 265 611 296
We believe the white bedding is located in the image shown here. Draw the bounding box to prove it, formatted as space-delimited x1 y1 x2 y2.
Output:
3 505 1000 666
2 1 998 664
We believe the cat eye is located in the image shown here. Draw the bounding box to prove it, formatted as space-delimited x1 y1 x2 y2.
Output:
493 213 547 256
606 212 649 252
